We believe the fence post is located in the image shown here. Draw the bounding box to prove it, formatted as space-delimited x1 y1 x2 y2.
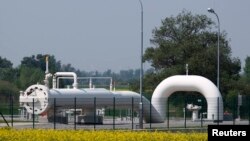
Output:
200 112 203 127
132 97 134 130
167 98 169 129
8 95 11 126
217 97 219 125
150 99 152 129
113 97 115 130
74 97 76 130
11 94 13 127
0 112 9 127
33 98 35 129
94 97 96 130
232 97 235 125
184 97 186 128
54 98 56 129
248 96 250 125
200 98 203 128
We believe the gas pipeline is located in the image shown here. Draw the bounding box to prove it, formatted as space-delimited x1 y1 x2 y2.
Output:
19 57 223 124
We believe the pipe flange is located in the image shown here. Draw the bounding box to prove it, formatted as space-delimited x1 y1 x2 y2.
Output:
21 84 49 114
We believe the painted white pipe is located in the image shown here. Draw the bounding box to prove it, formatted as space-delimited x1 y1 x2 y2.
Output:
89 77 92 89
53 72 78 89
43 56 52 88
151 75 223 121
45 56 49 74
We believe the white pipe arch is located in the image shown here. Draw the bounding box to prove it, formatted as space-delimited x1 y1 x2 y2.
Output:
151 75 223 122
53 72 78 89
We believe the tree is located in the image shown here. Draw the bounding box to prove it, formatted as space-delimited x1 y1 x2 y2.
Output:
0 57 19 105
20 54 61 73
16 66 44 89
0 80 19 102
0 68 18 82
243 56 250 83
0 56 12 68
103 69 112 77
60 64 76 72
0 57 18 83
143 10 241 97
236 56 250 96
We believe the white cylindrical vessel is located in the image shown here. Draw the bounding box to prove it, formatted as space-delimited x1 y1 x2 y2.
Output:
19 84 163 123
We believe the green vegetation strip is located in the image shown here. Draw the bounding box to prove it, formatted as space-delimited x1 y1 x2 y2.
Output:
0 127 207 141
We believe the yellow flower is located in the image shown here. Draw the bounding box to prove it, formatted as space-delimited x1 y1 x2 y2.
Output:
0 128 207 141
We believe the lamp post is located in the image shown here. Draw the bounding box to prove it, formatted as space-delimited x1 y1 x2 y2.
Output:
207 8 220 89
138 0 143 129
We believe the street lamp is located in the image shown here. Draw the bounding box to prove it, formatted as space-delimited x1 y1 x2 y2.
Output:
207 8 220 89
138 0 144 129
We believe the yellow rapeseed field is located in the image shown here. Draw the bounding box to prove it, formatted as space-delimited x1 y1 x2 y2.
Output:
0 127 207 141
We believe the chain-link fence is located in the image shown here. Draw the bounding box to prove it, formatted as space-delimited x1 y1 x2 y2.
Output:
1 95 249 130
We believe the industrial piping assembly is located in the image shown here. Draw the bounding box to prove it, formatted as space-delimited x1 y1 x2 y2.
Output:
19 56 162 123
19 56 223 124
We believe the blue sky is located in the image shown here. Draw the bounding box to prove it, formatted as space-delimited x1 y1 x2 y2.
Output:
0 0 250 72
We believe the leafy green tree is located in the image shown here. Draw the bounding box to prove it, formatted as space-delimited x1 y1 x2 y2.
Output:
236 56 250 96
0 57 18 105
0 57 18 83
16 66 44 90
243 56 250 83
0 68 18 82
60 64 76 72
21 54 61 73
143 10 241 97
17 54 61 89
103 69 112 77
0 80 19 100
0 56 12 68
